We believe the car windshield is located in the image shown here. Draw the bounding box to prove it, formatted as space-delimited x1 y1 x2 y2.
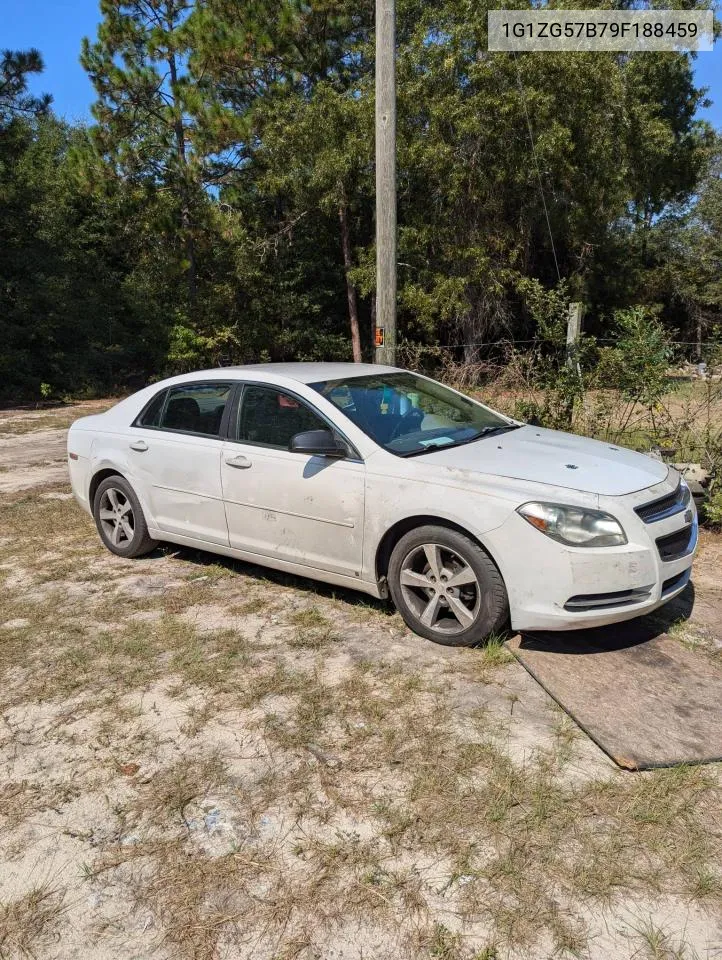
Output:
309 372 515 456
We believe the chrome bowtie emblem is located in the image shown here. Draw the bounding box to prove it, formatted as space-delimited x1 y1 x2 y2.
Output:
565 464 578 470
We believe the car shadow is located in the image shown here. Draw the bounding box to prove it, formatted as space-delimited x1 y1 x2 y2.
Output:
518 582 696 655
146 542 397 615
140 542 698 648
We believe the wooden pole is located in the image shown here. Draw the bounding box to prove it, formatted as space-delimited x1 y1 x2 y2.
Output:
374 0 397 366
564 301 583 427
566 301 583 375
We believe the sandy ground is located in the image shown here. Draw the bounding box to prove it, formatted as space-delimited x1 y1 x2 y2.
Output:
0 401 109 493
1 402 721 960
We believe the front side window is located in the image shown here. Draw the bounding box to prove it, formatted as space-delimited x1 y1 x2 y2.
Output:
236 385 327 450
310 372 515 456
160 383 231 437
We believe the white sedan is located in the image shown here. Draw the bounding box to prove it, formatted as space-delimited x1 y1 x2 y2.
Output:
68 363 697 645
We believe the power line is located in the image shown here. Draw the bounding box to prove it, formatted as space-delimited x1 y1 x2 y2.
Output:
403 339 718 350
513 52 562 283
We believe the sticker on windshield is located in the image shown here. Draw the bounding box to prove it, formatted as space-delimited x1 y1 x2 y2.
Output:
418 436 456 448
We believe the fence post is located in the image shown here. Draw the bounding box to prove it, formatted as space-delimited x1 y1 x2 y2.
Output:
566 302 583 375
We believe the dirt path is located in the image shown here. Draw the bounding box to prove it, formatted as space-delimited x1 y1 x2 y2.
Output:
0 429 69 493
1 402 721 960
0 401 110 494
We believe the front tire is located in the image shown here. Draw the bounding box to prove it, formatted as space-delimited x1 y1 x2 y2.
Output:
93 475 158 558
388 525 509 646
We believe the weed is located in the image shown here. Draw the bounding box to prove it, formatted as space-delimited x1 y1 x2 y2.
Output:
632 918 701 960
0 884 65 957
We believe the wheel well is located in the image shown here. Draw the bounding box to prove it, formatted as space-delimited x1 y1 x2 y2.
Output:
375 515 499 582
89 468 125 507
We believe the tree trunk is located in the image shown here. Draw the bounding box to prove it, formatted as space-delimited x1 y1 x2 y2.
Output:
166 18 196 311
339 201 362 363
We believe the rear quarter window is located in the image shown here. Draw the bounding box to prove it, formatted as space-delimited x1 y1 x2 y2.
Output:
136 389 167 428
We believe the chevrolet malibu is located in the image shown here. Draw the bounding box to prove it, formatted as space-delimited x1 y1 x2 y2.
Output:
67 363 697 645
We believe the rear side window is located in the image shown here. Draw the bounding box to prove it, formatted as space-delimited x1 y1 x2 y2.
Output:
160 383 232 437
137 389 166 427
236 385 327 449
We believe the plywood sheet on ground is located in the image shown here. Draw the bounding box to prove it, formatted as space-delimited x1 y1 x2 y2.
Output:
507 622 722 770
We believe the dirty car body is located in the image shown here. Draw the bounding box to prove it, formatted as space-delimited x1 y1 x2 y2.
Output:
68 363 697 644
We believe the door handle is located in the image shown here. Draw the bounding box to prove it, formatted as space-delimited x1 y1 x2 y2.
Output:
225 455 252 469
130 440 148 452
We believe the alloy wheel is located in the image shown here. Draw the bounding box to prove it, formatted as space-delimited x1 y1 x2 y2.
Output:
399 542 481 635
98 486 135 547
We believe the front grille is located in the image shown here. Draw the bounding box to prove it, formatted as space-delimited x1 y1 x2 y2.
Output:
635 482 690 524
564 586 653 612
656 525 695 562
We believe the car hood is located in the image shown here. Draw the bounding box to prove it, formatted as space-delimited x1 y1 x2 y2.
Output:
416 425 668 496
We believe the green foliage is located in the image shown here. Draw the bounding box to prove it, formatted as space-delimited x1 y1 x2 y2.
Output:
598 308 675 408
508 305 678 437
1 5 720 400
0 49 51 120
0 114 169 399
705 489 722 528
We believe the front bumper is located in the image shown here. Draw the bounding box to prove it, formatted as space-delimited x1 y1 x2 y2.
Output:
484 473 697 632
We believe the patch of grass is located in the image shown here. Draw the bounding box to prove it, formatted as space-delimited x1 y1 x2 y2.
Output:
0 401 111 436
170 628 251 689
130 842 252 960
241 660 315 709
0 779 82 830
288 607 337 649
230 597 269 616
477 633 515 667
0 414 70 435
632 918 701 960
289 606 330 629
134 753 228 829
0 884 65 957
180 700 221 737
423 922 465 960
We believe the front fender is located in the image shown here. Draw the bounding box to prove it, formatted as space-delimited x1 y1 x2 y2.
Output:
362 471 518 585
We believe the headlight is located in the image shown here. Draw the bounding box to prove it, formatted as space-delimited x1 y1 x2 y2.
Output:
680 478 692 507
517 502 627 547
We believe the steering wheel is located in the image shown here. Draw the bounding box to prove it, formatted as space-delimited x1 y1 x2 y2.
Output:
390 406 425 442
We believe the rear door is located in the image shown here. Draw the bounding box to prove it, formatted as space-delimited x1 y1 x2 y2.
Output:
220 383 365 577
129 381 233 545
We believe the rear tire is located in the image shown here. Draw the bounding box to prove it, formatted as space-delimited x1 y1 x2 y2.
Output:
388 525 509 646
93 475 158 558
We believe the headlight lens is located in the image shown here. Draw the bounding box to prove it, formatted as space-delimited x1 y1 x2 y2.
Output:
680 478 691 507
517 502 627 547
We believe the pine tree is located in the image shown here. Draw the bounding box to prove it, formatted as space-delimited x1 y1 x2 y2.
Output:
0 48 51 121
81 1 207 311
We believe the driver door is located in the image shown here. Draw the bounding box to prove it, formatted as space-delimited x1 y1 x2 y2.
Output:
220 384 365 578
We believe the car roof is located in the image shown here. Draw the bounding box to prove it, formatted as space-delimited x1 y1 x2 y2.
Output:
187 362 400 384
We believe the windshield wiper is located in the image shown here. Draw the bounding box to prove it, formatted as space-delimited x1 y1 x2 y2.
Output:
397 423 521 457
473 424 522 438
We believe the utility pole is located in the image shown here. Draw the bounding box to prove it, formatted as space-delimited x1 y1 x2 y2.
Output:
374 0 397 366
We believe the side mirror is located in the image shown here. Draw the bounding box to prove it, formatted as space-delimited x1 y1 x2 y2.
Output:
289 429 346 458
